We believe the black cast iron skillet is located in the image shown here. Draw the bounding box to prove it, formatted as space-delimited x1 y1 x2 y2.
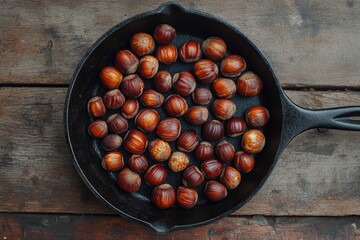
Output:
64 2 360 233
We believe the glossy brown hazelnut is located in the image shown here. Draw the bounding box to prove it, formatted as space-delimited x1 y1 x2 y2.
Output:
201 159 224 179
172 71 196 96
226 117 247 137
245 105 270 128
148 138 172 162
117 168 141 193
115 50 139 74
120 74 144 98
153 24 176 44
233 151 255 173
107 113 128 134
177 130 199 153
155 44 177 64
151 184 176 209
194 141 214 161
185 106 209 125
168 151 190 172
192 88 212 105
164 94 188 117
101 134 123 151
193 59 219 84
212 99 236 120
134 108 160 133
144 164 167 186
153 70 172 93
156 118 182 141
241 129 265 154
121 99 139 119
87 96 106 118
138 55 159 79
202 36 227 61
204 180 227 202
182 166 205 188
215 140 235 162
202 120 224 142
178 40 202 63
236 71 263 97
177 186 198 209
140 89 164 108
128 154 148 174
88 120 108 138
123 129 148 154
219 166 241 190
99 66 123 90
103 89 125 109
130 33 155 56
212 78 236 99
220 55 246 77
101 152 124 171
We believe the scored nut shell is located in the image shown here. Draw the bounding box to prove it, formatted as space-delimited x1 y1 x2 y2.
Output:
153 24 176 44
87 96 106 118
220 55 246 77
194 59 219 84
195 141 214 161
202 36 227 61
212 78 236 99
245 105 270 128
88 120 108 138
225 117 247 137
153 70 172 93
178 40 202 63
201 159 224 179
219 166 241 190
155 44 177 64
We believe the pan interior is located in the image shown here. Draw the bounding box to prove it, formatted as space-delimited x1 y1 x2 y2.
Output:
66 7 283 228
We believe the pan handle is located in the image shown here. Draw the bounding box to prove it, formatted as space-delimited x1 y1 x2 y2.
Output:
280 94 360 151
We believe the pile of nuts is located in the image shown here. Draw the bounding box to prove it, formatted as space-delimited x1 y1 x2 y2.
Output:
87 24 269 209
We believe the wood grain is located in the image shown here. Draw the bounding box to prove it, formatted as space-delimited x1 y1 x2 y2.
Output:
1 213 360 239
0 87 359 216
0 0 359 87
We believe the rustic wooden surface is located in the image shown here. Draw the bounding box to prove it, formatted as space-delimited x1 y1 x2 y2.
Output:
0 0 359 87
1 0 360 239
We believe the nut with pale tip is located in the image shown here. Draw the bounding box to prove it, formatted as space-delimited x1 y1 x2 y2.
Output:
134 108 160 133
182 166 205 188
212 78 236 99
88 120 108 138
128 154 148 174
99 66 123 90
172 71 196 97
140 89 164 108
195 141 214 161
245 105 270 128
87 96 106 118
202 36 227 61
164 94 188 117
201 159 224 179
151 184 176 209
215 140 235 163
144 164 167 186
220 55 246 77
177 130 199 153
212 99 236 121
107 113 128 134
178 40 202 63
130 33 155 56
138 55 159 79
219 166 241 190
192 88 212 105
202 120 224 142
236 71 263 97
153 24 176 44
233 151 255 173
123 129 148 154
185 106 209 125
194 59 219 84
101 134 123 151
241 129 265 154
155 44 177 64
102 152 124 171
120 74 144 98
121 99 139 119
103 89 125 110
153 70 172 93
225 117 247 137
156 117 182 141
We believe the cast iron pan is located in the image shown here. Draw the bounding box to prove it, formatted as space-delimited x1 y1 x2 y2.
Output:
64 2 360 232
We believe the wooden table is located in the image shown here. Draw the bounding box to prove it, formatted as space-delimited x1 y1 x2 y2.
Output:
1 0 359 239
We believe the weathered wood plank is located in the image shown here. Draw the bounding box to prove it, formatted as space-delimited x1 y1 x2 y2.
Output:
0 87 359 215
1 213 360 239
0 0 359 87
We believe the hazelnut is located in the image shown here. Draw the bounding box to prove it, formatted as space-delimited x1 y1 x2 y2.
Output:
117 168 141 193
88 120 108 138
202 120 224 142
144 164 167 186
164 94 188 117
138 55 159 79
128 154 148 174
102 152 124 171
123 129 148 154
168 151 190 172
114 50 139 74
153 24 176 44
177 130 199 152
178 40 202 63
156 117 182 141
140 89 164 108
205 180 227 202
241 129 265 154
194 141 214 161
212 78 236 99
99 66 123 90
233 151 255 173
219 166 241 190
107 113 128 134
121 99 139 119
134 108 160 133
120 74 144 98
148 138 172 162
236 71 263 97
225 117 247 137
151 184 176 209
212 99 236 120
103 89 125 109
130 33 155 56
101 134 123 151
172 71 196 97
220 55 246 77
153 70 172 93
177 186 198 209
245 105 270 128
155 44 177 64
201 159 224 179
194 59 219 84
182 166 205 188
87 96 106 118
192 88 212 105
202 36 227 61
185 106 209 125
